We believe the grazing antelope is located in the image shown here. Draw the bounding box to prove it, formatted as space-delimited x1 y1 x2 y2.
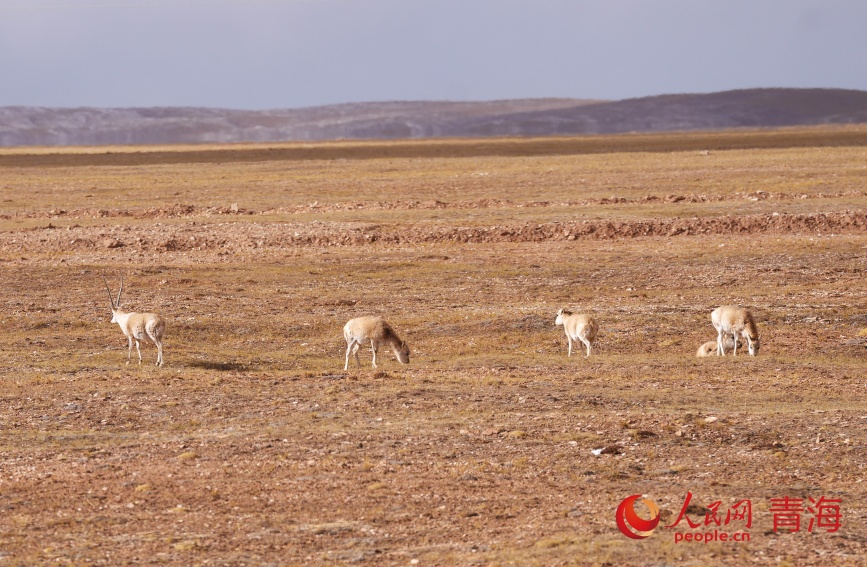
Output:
555 308 598 357
696 337 736 357
711 305 759 356
343 316 410 370
103 275 166 367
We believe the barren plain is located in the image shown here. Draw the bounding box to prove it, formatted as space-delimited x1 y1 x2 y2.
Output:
1 128 866 565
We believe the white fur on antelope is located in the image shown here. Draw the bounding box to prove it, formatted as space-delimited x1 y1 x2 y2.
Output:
696 337 736 357
711 305 760 356
343 316 410 370
103 275 166 367
555 308 598 358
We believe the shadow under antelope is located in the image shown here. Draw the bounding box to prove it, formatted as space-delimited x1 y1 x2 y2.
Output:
103 275 166 367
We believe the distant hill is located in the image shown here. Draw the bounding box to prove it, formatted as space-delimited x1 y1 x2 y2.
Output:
2 88 867 147
457 88 867 136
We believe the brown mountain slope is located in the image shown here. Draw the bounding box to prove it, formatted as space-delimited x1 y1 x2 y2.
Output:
453 88 867 136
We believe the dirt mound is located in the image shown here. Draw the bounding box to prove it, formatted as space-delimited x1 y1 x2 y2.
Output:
3 203 251 221
396 211 867 244
5 211 865 258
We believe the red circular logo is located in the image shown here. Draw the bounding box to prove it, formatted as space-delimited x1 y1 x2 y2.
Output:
616 495 661 539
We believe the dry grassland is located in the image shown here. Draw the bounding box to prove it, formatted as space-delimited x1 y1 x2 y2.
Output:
1 127 866 565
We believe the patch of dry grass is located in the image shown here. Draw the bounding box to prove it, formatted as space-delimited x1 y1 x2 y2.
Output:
0 129 865 565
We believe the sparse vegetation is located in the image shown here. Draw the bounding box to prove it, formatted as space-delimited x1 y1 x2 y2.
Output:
0 129 865 565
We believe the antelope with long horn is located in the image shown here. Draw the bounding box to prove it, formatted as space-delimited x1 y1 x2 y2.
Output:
103 275 166 367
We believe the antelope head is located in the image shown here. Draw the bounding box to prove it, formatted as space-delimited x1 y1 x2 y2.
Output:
747 337 760 356
396 341 410 364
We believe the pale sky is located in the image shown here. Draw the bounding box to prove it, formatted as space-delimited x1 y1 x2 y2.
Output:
1 0 866 109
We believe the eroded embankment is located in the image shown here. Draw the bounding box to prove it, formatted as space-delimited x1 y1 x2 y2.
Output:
2 211 865 255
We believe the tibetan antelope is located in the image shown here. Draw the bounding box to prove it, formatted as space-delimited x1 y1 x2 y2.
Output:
103 275 166 367
343 316 410 370
711 305 759 356
696 337 736 357
555 308 598 357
